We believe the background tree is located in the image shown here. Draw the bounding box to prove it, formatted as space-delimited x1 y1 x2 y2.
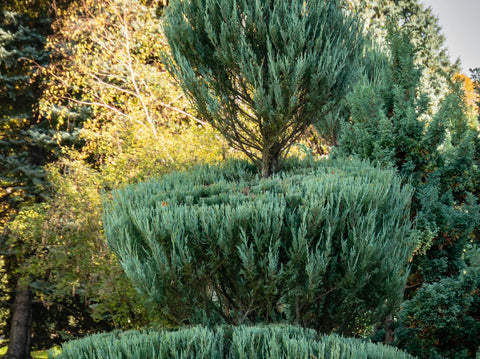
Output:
349 0 456 111
453 73 478 121
397 245 480 358
1 0 229 352
163 0 365 177
0 8 57 358
41 0 224 179
306 0 456 154
335 27 480 357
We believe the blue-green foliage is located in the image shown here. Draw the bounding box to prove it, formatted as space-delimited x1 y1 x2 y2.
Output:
163 0 365 176
0 10 51 205
104 158 415 335
50 325 415 359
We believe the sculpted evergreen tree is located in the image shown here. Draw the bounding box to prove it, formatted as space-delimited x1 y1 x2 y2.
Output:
163 0 365 177
104 159 416 335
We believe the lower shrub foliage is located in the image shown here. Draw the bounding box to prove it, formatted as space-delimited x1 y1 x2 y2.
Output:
103 158 416 335
396 245 480 359
50 325 414 359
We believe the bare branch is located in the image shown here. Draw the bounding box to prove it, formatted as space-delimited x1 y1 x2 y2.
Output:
120 9 157 138
156 101 208 126
63 97 129 119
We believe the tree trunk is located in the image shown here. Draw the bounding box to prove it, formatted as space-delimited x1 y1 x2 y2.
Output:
5 282 32 359
261 151 279 178
384 316 394 344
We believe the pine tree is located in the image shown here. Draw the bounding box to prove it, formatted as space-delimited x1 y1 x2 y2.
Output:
163 0 365 177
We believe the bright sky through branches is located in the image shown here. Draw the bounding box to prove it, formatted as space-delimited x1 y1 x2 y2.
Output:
420 0 480 75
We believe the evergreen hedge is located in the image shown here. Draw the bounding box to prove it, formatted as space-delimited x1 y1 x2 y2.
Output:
50 325 415 359
104 158 416 335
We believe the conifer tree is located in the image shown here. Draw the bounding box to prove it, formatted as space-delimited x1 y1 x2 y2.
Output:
310 0 456 151
337 27 479 272
104 159 416 335
336 27 480 357
163 0 365 177
349 0 456 111
0 9 53 359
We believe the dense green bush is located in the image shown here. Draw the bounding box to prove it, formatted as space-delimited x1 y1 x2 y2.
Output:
396 245 480 359
50 324 415 359
104 158 416 335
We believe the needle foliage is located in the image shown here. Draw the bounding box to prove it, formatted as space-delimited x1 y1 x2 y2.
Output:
51 324 415 359
104 158 416 335
163 0 365 177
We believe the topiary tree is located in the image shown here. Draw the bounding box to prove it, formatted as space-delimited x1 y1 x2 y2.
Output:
104 158 416 335
163 0 365 177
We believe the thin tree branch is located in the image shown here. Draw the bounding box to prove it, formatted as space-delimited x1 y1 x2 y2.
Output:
62 97 129 119
121 12 157 138
156 101 208 126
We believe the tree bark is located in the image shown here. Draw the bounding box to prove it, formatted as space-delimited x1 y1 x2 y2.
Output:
261 151 279 178
384 316 394 344
5 282 32 359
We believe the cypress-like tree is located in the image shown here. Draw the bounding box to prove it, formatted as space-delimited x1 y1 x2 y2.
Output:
335 27 480 356
337 27 480 275
309 0 456 151
349 0 456 111
163 0 365 177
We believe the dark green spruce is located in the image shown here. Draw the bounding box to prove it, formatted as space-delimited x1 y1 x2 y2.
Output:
335 27 480 358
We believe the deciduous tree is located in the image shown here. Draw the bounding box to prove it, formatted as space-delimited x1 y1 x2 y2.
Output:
3 0 229 351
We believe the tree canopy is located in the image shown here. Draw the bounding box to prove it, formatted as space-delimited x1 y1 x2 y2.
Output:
163 0 366 177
